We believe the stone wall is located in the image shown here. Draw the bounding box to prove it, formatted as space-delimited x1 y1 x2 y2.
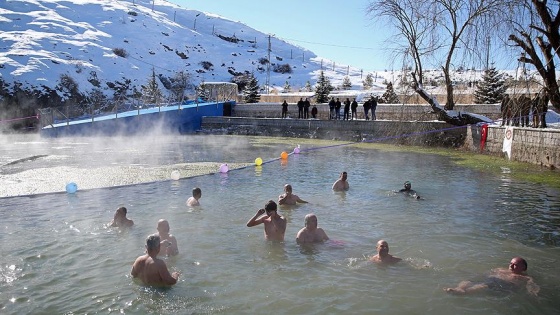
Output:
232 103 502 122
464 125 560 168
201 117 466 146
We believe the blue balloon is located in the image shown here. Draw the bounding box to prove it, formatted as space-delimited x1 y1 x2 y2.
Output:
66 182 78 194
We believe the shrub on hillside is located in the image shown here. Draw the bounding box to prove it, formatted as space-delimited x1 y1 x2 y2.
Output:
273 63 292 74
112 48 128 58
200 61 214 71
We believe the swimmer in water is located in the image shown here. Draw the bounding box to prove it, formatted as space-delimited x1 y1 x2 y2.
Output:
332 171 349 191
155 219 179 256
246 200 286 242
131 234 179 286
398 181 420 199
108 206 134 228
444 257 539 296
278 184 308 206
186 187 202 207
296 214 329 244
370 240 402 264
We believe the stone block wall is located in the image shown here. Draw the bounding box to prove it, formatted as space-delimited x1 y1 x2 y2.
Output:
464 125 560 168
201 117 466 146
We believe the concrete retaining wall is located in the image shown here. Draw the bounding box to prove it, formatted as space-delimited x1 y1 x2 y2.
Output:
464 125 560 168
201 117 466 146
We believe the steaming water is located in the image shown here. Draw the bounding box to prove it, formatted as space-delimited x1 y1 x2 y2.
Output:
1 134 559 314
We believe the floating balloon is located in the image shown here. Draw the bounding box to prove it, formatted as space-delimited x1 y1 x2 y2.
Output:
280 151 288 160
293 147 300 154
255 157 263 166
170 170 180 180
65 182 78 194
219 163 229 173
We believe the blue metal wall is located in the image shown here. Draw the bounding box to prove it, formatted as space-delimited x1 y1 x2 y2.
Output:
41 102 231 137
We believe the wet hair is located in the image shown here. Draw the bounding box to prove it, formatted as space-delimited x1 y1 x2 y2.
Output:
117 206 127 215
264 200 277 212
146 234 160 251
192 187 201 196
515 257 528 270
284 184 292 192
304 213 317 226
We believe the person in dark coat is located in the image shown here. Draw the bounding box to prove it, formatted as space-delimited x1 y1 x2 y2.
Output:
343 98 351 120
281 100 288 119
351 98 358 120
297 98 304 119
303 98 311 119
363 99 371 120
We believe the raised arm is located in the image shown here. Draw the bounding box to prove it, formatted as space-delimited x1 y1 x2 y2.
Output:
247 209 266 227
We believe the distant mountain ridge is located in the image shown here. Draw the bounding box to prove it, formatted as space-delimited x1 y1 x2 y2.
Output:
0 0 370 97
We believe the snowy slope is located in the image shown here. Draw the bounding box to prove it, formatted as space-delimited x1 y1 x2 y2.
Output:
0 0 379 96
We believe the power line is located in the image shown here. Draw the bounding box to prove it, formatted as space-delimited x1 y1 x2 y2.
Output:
277 37 377 51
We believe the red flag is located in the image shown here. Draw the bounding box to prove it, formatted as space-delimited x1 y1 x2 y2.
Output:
480 124 488 152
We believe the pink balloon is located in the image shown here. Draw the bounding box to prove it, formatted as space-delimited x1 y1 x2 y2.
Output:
219 164 229 173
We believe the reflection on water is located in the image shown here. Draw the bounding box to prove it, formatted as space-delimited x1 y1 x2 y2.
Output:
0 134 560 314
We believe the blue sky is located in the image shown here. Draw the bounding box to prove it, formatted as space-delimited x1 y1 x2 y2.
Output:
172 0 392 72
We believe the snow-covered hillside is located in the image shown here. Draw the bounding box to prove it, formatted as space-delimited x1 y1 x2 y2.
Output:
0 0 550 102
0 0 378 96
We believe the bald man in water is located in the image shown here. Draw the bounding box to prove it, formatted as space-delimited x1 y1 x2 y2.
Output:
131 234 179 286
246 200 286 241
296 213 329 244
278 184 308 205
444 257 539 296
370 240 402 264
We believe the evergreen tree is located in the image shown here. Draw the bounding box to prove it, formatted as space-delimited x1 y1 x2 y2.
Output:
283 80 291 93
381 82 399 104
314 70 333 103
196 82 210 102
363 73 374 90
474 67 507 104
304 81 312 92
142 68 163 104
243 74 260 103
341 76 352 89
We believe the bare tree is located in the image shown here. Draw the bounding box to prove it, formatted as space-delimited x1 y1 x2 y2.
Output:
508 0 560 109
367 0 506 125
434 0 504 110
366 0 439 88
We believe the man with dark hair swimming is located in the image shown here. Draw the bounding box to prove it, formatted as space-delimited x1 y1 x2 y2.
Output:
399 181 420 199
108 206 134 228
131 234 179 286
332 171 349 191
444 257 539 296
246 200 287 241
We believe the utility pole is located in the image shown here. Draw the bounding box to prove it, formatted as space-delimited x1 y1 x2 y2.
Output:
266 35 271 94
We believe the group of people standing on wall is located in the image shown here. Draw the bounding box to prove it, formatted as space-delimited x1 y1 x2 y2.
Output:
328 96 379 121
281 96 379 120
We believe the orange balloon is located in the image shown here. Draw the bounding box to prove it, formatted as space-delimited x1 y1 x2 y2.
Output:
280 151 288 159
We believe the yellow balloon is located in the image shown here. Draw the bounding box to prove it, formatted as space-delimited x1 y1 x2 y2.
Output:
255 157 263 166
281 151 288 160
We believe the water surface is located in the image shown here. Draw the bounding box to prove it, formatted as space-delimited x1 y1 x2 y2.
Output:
1 134 559 314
